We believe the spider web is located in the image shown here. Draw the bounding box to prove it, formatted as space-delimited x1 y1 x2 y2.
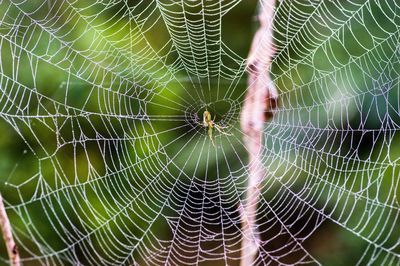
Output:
0 0 399 265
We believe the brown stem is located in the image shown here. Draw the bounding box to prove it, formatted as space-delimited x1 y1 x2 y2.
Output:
0 194 20 266
240 0 278 265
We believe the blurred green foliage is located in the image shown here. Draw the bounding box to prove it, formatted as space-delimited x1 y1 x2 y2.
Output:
0 0 399 265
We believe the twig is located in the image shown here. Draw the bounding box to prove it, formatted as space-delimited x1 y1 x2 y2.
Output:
0 193 20 266
240 0 278 265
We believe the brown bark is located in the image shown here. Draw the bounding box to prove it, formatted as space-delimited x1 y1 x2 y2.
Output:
0 194 20 266
240 0 278 265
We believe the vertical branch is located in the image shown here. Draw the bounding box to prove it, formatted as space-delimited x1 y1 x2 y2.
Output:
240 0 278 265
0 194 20 266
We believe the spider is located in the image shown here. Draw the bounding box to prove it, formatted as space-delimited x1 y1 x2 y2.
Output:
202 110 231 147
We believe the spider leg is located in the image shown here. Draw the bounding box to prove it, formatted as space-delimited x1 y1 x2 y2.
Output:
208 127 215 147
215 124 232 135
216 124 229 129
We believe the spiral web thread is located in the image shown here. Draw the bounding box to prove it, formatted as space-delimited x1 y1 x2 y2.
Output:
0 0 399 265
